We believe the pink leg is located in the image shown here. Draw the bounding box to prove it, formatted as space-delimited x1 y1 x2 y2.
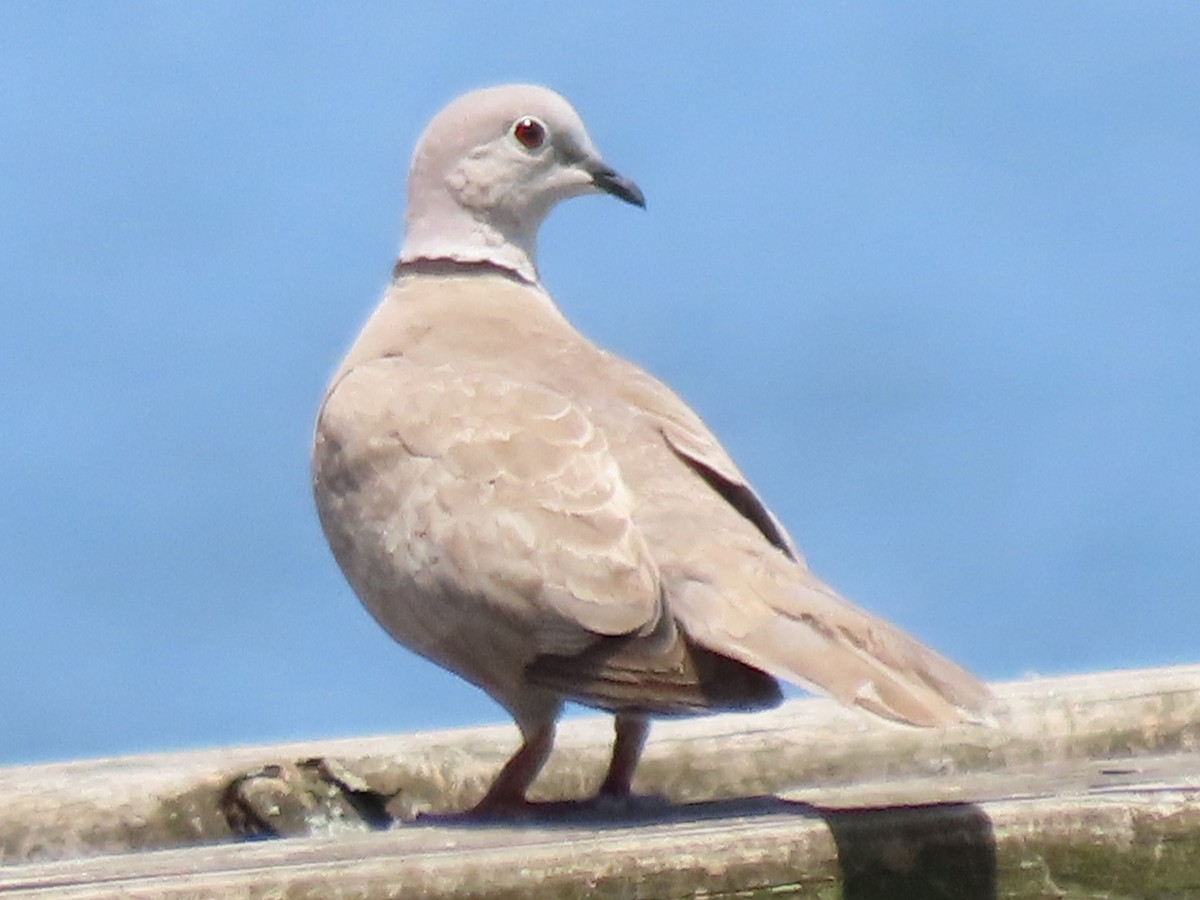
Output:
469 722 556 815
597 713 650 798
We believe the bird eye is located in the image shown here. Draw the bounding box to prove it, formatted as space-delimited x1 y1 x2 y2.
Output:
512 117 547 150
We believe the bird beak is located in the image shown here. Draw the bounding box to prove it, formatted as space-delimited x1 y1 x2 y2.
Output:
587 162 646 208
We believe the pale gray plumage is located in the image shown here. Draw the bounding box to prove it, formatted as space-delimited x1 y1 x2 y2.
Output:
312 84 992 814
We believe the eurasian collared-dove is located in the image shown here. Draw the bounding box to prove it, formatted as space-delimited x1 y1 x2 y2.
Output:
312 85 991 815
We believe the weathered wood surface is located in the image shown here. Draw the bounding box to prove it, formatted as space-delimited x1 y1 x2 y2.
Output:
0 665 1198 897
2 771 1198 899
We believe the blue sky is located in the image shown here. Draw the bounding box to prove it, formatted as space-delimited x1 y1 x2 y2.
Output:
2 4 1197 765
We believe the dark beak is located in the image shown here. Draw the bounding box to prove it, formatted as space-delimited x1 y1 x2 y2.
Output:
588 163 646 208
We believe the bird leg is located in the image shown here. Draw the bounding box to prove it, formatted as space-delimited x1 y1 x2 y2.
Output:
597 712 650 798
468 721 556 815
433 714 654 822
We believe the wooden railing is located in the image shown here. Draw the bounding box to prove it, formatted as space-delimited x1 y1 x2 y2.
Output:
1 664 1198 897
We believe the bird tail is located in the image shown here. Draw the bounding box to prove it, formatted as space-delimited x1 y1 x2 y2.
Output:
526 621 784 718
672 569 993 728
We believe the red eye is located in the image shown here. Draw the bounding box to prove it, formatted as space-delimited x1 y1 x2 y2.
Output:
513 117 546 150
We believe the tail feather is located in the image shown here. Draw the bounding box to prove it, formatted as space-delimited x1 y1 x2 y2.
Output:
526 629 783 717
672 573 993 728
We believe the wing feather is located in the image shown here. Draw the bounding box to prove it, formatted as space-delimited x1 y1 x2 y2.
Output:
593 354 992 726
317 356 662 654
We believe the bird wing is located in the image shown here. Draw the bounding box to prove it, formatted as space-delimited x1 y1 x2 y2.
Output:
316 355 663 656
598 355 993 726
602 353 802 561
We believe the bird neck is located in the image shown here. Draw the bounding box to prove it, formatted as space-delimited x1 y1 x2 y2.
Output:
400 189 541 285
390 256 537 286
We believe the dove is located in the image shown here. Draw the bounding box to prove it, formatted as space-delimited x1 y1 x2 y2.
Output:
312 84 991 816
